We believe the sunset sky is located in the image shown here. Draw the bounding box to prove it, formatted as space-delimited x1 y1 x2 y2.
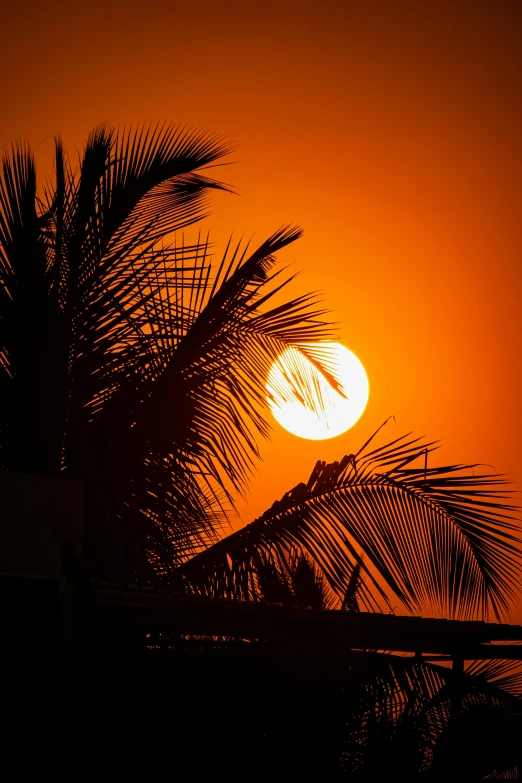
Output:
2 1 521 617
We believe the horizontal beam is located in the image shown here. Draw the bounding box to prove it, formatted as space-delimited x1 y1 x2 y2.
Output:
422 647 522 661
93 586 522 656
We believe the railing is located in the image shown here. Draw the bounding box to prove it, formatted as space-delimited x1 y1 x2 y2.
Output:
91 581 522 660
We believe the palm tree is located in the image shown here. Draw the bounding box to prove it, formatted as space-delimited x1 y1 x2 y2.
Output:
180 423 521 621
0 123 335 582
176 424 521 776
338 650 522 778
2 122 521 776
2 122 519 617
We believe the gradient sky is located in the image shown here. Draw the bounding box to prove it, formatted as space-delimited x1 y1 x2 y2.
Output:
2 0 521 618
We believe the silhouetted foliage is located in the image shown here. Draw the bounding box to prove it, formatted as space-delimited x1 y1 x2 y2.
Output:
339 652 522 778
0 124 334 581
1 123 521 777
181 423 521 621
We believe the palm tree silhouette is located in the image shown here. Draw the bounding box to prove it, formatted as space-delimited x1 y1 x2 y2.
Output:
0 123 334 582
181 423 520 621
338 650 522 778
176 424 522 776
1 123 521 777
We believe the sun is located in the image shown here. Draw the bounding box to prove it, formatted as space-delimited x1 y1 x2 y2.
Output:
266 342 369 440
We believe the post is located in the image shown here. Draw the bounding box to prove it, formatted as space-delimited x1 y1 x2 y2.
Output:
59 579 78 704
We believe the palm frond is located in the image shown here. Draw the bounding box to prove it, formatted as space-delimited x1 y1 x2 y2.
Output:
180 426 521 620
0 141 42 331
341 652 522 777
1 124 344 581
134 228 335 497
0 141 41 404
47 215 336 579
342 556 365 611
465 653 522 698
79 122 233 282
0 141 69 473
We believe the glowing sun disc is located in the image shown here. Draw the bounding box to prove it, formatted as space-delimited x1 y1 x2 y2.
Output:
266 342 369 440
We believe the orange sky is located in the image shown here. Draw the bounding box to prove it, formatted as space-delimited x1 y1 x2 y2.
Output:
2 0 521 618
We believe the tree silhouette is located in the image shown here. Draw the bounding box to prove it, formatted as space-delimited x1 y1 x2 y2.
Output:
338 651 522 778
0 123 335 581
1 124 521 776
175 425 522 776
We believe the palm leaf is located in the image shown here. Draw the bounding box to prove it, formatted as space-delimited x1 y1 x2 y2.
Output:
71 227 337 578
0 142 68 473
341 652 522 777
465 653 522 699
180 425 521 620
59 124 233 462
342 556 366 611
0 124 345 582
72 122 233 301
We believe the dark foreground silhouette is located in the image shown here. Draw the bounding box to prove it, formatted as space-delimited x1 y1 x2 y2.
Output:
4 573 522 778
1 122 521 777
